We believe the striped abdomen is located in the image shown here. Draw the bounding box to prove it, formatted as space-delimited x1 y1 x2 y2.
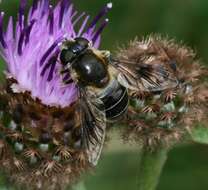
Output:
99 80 129 121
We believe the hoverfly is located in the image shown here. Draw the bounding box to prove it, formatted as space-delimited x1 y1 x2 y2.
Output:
43 37 179 166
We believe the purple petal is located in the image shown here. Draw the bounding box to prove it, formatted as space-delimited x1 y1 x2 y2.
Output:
86 2 112 34
92 18 109 44
0 12 7 48
18 30 25 55
32 0 39 14
48 6 54 35
19 0 27 29
77 15 90 37
6 17 14 41
0 0 111 108
41 0 49 16
40 37 63 66
25 19 36 44
59 0 70 28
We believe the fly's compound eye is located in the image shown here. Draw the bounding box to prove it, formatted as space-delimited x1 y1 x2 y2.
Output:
60 49 75 65
60 38 89 65
74 37 89 48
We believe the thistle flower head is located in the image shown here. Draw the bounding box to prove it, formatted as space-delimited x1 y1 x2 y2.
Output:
0 0 111 107
117 35 208 149
0 0 112 189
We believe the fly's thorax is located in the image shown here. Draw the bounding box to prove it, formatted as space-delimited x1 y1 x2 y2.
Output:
71 49 110 88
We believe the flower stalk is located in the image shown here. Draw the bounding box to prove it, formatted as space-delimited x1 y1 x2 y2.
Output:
137 147 168 190
71 181 86 190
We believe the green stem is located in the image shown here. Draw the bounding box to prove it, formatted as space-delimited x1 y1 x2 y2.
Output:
71 181 87 190
137 147 169 190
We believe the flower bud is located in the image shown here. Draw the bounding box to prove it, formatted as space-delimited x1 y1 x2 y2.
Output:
116 36 208 148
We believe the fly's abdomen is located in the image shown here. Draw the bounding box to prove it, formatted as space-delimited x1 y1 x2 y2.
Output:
99 80 129 121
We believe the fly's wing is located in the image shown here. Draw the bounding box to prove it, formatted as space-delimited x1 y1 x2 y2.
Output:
76 87 106 166
110 57 179 92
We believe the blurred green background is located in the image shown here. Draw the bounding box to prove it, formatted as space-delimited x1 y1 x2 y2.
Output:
0 0 208 190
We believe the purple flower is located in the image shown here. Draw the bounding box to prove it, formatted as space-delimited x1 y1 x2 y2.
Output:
0 0 112 107
0 1 112 189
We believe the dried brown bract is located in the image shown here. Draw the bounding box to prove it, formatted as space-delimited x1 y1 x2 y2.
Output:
116 35 208 148
0 82 92 190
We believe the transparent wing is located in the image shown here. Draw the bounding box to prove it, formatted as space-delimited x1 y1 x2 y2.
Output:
76 87 106 166
110 58 179 92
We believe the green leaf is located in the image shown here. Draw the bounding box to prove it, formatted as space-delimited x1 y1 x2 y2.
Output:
191 126 208 144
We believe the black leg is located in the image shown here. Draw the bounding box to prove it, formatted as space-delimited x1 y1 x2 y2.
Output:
63 79 73 84
60 69 69 75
